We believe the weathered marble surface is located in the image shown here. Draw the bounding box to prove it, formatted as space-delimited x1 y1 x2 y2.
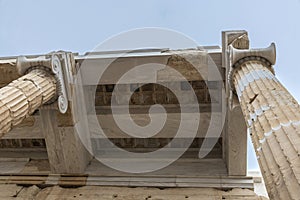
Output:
0 184 268 200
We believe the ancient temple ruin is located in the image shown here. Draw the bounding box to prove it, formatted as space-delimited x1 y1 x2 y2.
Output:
0 30 299 199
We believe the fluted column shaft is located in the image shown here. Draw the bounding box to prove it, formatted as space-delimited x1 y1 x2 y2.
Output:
0 69 56 137
232 60 300 200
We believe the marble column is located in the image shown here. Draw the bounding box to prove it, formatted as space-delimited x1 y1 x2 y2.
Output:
230 46 300 199
0 68 56 137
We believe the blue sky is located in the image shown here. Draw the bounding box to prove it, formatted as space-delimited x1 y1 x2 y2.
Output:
1 0 299 170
